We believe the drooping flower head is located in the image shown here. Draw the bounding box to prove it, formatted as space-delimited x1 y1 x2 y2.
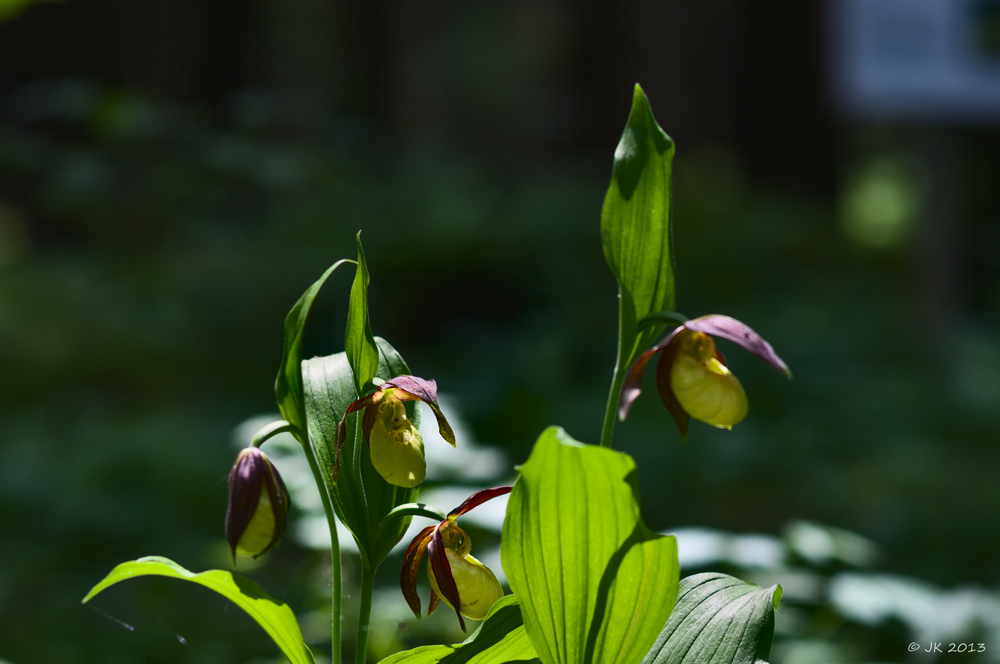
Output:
225 447 291 562
401 486 511 631
335 375 455 488
618 315 790 439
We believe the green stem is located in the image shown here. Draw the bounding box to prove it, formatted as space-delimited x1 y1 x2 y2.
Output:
251 419 297 448
377 503 447 538
355 564 375 664
299 433 342 664
599 362 626 448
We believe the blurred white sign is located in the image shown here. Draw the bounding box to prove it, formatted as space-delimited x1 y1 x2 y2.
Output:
827 0 1000 122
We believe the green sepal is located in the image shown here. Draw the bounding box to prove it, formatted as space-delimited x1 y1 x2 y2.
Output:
82 556 315 664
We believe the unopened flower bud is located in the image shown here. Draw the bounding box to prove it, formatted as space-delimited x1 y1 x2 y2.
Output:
225 448 290 561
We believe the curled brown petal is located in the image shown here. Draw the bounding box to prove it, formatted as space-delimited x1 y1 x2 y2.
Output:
654 346 690 440
428 589 441 617
617 326 685 421
333 393 380 480
360 404 378 446
400 525 436 619
428 526 466 632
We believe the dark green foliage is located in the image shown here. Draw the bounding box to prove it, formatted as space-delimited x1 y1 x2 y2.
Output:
642 573 779 664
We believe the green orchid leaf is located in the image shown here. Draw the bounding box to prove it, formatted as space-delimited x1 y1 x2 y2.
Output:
602 84 676 371
303 337 419 568
642 573 781 664
82 556 315 664
345 232 379 397
502 427 679 664
599 85 676 447
379 595 539 664
275 259 353 434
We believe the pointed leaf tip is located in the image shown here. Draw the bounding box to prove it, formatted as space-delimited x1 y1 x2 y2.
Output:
602 84 677 409
275 259 353 433
346 233 379 396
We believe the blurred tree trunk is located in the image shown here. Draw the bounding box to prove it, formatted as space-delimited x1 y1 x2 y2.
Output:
739 0 836 196
916 129 966 349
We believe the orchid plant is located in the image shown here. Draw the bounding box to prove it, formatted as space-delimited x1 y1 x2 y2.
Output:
84 85 789 664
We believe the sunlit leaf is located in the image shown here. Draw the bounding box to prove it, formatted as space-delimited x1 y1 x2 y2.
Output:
345 232 379 396
502 427 679 664
303 337 419 568
275 259 352 434
82 556 315 664
601 84 676 370
379 596 538 664
641 573 781 664
600 85 676 445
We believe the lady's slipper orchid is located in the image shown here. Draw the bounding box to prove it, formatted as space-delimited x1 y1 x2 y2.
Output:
225 447 290 561
618 315 790 438
400 486 510 631
335 375 455 488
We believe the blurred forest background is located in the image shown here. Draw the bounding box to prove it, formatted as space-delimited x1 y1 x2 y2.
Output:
2 1 1000 663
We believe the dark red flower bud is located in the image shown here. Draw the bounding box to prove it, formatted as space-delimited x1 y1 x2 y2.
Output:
225 448 290 561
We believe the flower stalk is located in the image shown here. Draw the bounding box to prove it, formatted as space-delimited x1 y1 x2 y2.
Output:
355 564 375 664
599 364 627 448
294 425 343 664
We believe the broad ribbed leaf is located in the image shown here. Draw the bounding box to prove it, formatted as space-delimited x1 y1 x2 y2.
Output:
345 233 379 396
380 596 538 664
502 427 679 664
303 337 419 568
82 557 315 664
642 573 781 664
601 85 676 409
275 259 352 433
